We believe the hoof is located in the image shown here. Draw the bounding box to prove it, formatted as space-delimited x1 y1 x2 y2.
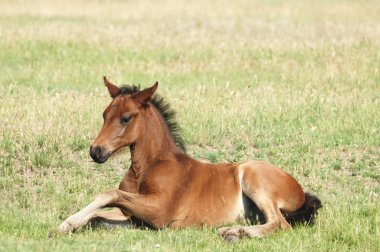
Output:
218 227 229 236
218 225 242 236
58 221 76 234
224 234 239 243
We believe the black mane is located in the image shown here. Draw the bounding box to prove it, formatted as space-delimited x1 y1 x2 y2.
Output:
120 85 186 153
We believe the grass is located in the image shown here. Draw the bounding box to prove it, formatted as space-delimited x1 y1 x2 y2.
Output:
0 0 379 251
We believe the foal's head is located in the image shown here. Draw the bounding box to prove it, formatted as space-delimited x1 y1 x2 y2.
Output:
89 77 158 163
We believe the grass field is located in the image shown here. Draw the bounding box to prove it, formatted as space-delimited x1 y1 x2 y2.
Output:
0 0 379 251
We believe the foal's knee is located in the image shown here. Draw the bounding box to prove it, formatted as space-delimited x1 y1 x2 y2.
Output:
95 189 120 205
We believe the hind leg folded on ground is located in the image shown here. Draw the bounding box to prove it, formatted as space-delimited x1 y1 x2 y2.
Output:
218 162 306 242
218 196 292 242
218 202 290 242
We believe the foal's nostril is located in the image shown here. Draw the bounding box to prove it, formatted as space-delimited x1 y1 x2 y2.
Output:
94 146 102 155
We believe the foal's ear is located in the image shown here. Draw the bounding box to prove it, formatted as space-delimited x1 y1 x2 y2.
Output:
132 81 158 105
103 76 121 98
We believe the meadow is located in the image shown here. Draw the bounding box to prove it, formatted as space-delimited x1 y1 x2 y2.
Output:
0 0 379 251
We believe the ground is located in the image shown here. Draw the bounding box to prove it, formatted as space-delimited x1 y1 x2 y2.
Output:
0 0 379 251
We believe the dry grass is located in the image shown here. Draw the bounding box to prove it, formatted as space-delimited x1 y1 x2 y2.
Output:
1 0 379 48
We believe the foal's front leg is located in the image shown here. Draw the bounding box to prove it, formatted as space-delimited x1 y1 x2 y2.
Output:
88 208 133 229
58 189 163 234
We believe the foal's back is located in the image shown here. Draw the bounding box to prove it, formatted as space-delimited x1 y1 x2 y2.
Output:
169 154 306 228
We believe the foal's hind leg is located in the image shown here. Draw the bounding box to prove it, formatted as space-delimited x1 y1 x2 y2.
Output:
218 162 303 242
218 197 283 241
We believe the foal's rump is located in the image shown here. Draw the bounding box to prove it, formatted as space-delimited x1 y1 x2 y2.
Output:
238 161 321 226
241 190 322 226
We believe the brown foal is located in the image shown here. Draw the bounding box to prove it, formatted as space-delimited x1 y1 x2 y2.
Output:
58 77 322 242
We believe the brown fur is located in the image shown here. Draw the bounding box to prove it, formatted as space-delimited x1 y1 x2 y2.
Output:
58 77 322 242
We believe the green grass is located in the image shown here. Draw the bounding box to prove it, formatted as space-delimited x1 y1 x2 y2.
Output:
0 0 379 251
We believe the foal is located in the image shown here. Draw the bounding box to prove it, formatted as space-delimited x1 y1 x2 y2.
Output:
58 77 321 242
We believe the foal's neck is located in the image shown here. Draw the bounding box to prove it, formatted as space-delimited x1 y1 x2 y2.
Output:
129 105 179 176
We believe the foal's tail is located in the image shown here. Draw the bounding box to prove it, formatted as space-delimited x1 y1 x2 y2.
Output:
285 192 322 226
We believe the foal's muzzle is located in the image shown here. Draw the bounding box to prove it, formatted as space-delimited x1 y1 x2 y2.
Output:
90 145 111 163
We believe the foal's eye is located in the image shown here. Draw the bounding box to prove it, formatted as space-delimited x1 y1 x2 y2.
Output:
120 115 132 125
